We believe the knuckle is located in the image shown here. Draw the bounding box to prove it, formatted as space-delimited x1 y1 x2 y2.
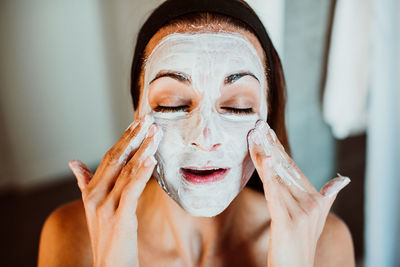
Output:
304 197 321 216
95 202 111 219
83 189 97 204
122 161 139 177
120 165 133 178
105 147 123 164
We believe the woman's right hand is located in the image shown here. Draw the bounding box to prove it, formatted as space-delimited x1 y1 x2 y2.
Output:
68 114 162 267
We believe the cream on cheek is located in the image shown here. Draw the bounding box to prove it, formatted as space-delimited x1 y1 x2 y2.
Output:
139 33 267 217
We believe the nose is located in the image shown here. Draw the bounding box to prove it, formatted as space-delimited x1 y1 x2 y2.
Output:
191 126 221 151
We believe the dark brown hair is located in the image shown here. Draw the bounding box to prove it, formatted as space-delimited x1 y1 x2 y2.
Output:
130 4 290 191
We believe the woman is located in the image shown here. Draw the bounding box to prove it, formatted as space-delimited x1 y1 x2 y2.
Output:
38 0 355 266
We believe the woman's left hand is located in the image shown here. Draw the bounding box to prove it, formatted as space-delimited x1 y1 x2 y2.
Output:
247 120 350 267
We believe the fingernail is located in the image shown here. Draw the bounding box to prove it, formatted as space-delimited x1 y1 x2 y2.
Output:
69 160 82 171
69 160 78 167
255 119 264 129
144 156 157 167
325 176 351 198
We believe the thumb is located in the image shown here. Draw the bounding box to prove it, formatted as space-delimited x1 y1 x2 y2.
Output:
68 160 93 190
320 174 350 202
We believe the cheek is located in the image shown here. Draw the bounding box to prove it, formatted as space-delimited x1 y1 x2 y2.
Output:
222 119 257 151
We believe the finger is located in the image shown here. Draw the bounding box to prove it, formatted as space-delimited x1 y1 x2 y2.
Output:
248 128 273 183
247 133 291 218
320 174 350 207
248 121 301 190
256 120 318 194
69 160 93 190
264 172 303 222
86 114 154 198
107 123 163 208
117 155 157 216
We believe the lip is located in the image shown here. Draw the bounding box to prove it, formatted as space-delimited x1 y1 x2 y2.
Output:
180 167 230 184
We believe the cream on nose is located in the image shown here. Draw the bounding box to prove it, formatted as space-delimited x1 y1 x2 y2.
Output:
190 115 222 152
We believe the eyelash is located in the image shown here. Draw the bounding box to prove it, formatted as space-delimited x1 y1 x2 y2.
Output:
222 107 254 114
154 105 254 115
154 105 189 112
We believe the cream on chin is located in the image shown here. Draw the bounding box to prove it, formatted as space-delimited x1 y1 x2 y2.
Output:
138 32 268 217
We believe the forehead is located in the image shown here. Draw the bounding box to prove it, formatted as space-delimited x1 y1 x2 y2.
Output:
143 24 266 69
145 32 264 79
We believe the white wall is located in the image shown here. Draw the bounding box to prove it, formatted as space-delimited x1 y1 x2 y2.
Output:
0 0 117 189
248 0 285 57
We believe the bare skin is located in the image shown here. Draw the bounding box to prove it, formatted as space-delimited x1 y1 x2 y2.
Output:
38 22 355 267
38 181 353 266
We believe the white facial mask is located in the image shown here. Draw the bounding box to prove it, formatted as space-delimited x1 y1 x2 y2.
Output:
138 32 267 217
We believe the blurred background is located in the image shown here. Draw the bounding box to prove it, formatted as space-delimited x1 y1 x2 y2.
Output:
0 0 398 266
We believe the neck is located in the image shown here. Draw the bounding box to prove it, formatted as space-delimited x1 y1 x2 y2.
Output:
137 178 242 265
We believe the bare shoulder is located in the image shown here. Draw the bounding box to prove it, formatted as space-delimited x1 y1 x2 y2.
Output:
315 213 355 267
38 199 92 267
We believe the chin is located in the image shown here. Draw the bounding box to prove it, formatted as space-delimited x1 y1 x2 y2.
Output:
175 175 245 217
180 200 231 217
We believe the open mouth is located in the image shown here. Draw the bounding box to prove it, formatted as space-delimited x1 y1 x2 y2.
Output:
180 167 229 184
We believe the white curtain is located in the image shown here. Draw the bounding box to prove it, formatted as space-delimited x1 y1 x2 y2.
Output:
324 0 400 265
322 0 370 140
365 0 400 266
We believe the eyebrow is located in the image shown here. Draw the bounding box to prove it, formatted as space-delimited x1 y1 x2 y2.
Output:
149 71 191 85
224 72 260 85
149 70 259 85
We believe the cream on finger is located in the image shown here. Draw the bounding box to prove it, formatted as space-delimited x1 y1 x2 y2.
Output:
249 120 306 191
119 114 154 164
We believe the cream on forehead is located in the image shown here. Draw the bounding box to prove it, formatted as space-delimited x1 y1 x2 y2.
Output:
139 32 267 119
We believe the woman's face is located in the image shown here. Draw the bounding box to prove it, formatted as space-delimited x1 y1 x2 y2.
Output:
137 30 268 217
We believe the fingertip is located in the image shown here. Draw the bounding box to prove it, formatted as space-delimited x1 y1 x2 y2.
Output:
68 162 85 189
69 159 82 167
247 127 262 146
69 159 91 174
68 160 80 171
321 176 351 198
255 119 264 128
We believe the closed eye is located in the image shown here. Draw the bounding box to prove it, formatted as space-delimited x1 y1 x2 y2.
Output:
221 107 254 115
154 105 190 113
154 105 254 115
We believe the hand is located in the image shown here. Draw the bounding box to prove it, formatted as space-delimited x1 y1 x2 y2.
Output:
68 114 163 267
248 120 350 267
